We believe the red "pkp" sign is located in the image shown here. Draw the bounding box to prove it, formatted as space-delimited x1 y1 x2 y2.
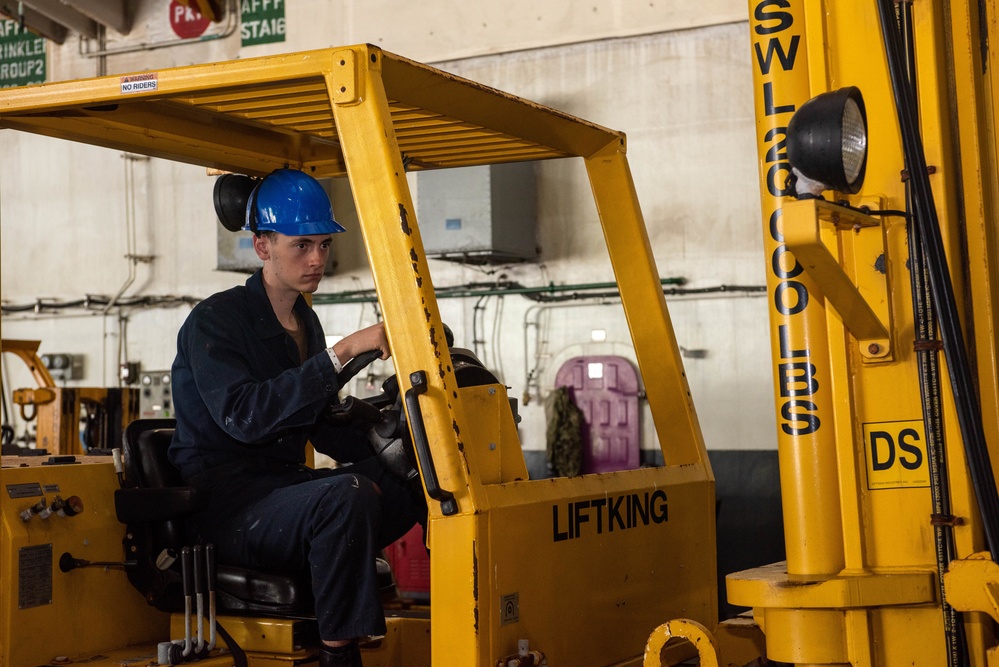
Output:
169 0 210 39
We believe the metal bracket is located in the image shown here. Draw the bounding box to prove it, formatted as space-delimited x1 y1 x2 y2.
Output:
783 198 893 361
329 49 361 106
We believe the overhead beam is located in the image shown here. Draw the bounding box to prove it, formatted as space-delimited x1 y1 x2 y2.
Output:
69 0 130 35
0 3 66 43
22 0 98 39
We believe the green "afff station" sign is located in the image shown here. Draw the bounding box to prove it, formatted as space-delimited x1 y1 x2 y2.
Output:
0 19 45 89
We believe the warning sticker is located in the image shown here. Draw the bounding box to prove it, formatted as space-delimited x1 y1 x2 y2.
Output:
121 72 158 95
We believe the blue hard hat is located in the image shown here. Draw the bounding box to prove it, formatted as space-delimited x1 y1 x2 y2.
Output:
244 169 346 235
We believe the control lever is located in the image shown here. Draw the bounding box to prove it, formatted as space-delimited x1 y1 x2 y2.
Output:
193 545 206 656
19 497 47 522
155 548 178 571
59 553 132 572
171 546 194 664
206 544 217 651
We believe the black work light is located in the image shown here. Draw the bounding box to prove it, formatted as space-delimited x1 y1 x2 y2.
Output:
787 86 868 196
213 173 257 232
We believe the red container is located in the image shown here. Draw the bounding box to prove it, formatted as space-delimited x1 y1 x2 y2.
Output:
384 524 430 600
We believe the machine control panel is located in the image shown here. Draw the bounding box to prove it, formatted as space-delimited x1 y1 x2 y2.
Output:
139 371 172 419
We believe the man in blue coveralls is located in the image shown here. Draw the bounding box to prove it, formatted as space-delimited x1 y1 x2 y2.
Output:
169 168 422 667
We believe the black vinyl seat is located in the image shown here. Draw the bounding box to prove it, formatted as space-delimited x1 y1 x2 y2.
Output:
114 418 315 616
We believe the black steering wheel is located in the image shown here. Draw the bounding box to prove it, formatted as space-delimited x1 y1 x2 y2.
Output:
335 349 383 388
323 348 417 483
326 348 398 423
325 325 498 491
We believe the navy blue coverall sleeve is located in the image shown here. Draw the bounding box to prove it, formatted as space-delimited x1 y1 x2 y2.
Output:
180 304 339 445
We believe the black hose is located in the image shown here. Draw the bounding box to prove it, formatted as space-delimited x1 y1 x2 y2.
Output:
896 4 966 665
876 0 999 558
908 163 966 667
214 621 247 667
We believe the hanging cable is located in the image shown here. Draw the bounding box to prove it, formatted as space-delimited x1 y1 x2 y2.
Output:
895 3 965 664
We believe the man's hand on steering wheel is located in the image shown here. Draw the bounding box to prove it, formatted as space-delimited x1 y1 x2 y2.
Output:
320 320 390 425
325 321 390 391
331 322 389 365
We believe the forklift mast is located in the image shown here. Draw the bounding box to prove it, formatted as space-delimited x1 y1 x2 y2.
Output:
718 1 999 666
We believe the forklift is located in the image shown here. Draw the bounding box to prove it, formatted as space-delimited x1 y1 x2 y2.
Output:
0 46 718 666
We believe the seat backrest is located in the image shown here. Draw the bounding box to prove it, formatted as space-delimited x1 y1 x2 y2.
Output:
122 417 179 489
119 418 192 558
135 428 180 488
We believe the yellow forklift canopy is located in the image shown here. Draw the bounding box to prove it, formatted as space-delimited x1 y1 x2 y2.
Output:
0 46 623 177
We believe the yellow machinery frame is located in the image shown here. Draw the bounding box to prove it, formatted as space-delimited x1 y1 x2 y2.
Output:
0 46 714 666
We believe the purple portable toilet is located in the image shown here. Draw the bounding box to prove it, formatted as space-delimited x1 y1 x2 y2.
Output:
554 355 640 474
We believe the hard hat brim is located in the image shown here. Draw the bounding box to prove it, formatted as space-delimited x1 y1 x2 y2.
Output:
289 220 347 235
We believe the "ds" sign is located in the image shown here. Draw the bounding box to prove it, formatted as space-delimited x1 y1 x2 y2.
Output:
864 420 929 489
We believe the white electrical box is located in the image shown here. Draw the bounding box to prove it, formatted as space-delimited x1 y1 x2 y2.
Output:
417 162 538 264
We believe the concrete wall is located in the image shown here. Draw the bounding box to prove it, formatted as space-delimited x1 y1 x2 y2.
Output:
0 0 777 457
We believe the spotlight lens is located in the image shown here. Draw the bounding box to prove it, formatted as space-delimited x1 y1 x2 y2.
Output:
786 86 868 196
841 97 867 186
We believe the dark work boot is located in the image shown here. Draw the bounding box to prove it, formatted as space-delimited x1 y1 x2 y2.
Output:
319 642 363 667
